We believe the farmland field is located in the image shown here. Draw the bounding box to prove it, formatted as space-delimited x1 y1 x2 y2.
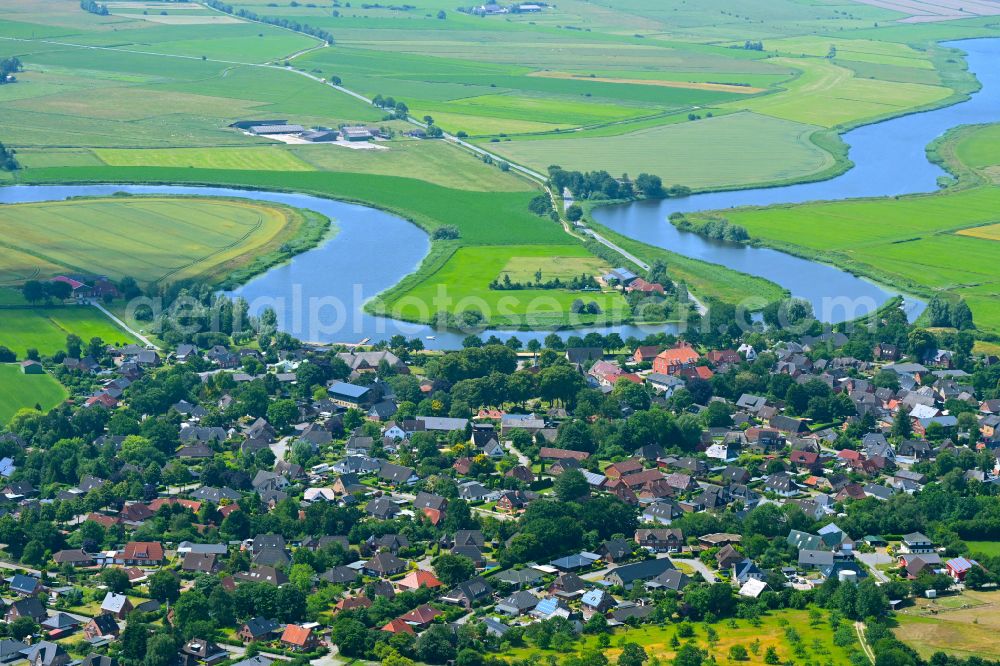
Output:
487 112 837 190
0 196 315 285
93 146 316 172
0 306 136 357
498 255 612 283
0 364 68 424
728 56 952 128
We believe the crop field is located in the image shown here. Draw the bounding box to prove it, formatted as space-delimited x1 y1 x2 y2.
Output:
0 364 68 424
285 142 535 192
728 57 952 128
498 255 612 283
500 608 859 664
895 591 1000 660
487 112 836 190
0 196 308 285
94 146 316 172
0 307 136 357
957 223 1000 241
378 245 630 328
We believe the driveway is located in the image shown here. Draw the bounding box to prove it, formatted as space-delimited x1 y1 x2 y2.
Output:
673 558 719 583
858 551 893 583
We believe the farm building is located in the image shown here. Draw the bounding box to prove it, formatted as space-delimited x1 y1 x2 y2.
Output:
301 130 338 142
20 360 44 375
248 124 305 136
341 126 373 141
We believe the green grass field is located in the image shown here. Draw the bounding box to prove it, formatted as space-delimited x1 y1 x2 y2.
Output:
500 608 859 664
375 244 630 328
964 540 1000 557
0 196 310 286
488 112 837 190
0 306 136 357
0 364 68 423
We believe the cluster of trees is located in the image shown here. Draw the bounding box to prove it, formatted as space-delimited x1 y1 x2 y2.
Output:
528 193 556 219
21 279 73 304
371 95 409 119
570 298 602 315
547 167 670 200
203 0 335 43
80 0 109 15
761 297 816 331
0 140 19 171
431 225 460 240
489 271 598 291
0 56 21 83
671 214 750 242
742 40 764 50
926 295 974 330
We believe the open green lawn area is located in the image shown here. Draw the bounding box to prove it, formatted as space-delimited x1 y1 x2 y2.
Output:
895 590 1000 660
0 363 68 423
487 112 838 191
0 306 136 357
964 540 1000 557
0 196 313 286
375 245 631 328
500 608 860 664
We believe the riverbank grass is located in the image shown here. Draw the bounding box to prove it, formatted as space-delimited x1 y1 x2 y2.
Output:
0 364 68 424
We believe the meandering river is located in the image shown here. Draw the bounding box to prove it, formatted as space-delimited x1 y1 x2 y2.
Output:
1 39 996 349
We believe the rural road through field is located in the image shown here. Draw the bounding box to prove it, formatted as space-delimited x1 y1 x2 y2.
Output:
90 300 160 349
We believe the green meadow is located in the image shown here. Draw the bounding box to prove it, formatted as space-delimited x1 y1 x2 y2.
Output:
0 307 136 357
488 112 838 190
0 364 68 424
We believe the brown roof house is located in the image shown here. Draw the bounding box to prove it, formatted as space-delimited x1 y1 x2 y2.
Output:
281 624 318 651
